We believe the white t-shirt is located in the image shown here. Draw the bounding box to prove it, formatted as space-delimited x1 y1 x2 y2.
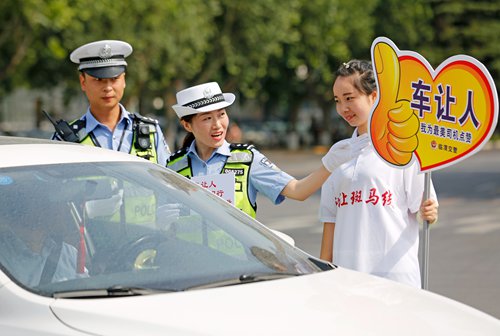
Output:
319 131 437 288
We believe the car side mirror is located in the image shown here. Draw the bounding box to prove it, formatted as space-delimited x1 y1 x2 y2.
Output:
270 229 295 246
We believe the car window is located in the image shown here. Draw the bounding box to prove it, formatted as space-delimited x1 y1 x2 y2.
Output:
0 162 326 297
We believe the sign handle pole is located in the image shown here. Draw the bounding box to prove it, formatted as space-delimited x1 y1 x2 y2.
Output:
422 172 432 290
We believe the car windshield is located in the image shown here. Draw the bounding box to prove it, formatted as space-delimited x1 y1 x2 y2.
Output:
0 161 327 297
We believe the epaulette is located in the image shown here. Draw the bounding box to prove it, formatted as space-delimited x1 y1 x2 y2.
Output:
229 143 254 151
132 112 158 125
167 147 189 164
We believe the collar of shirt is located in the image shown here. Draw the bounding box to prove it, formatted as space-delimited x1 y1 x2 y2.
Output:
83 104 133 133
351 128 370 152
187 140 231 162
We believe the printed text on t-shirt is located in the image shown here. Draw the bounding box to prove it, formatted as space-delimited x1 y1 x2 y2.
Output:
335 188 393 207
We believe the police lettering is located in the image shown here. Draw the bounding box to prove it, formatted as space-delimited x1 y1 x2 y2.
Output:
134 204 155 217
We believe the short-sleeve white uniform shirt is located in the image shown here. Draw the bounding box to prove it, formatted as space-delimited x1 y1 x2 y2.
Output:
319 131 437 288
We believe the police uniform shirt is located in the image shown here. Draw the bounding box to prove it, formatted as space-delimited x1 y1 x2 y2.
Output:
72 104 169 165
185 140 293 205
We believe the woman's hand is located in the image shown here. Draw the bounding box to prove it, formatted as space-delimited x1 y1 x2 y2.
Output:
419 199 439 224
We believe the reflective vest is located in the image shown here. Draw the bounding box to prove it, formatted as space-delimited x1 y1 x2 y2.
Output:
69 114 159 224
81 176 157 226
167 144 257 218
69 113 159 163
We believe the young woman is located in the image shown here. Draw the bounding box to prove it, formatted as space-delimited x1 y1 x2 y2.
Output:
167 81 354 219
319 60 438 288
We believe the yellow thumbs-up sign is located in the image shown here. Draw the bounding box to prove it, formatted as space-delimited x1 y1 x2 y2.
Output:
369 37 497 172
370 41 420 166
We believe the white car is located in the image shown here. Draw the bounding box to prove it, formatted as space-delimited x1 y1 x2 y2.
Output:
0 136 499 336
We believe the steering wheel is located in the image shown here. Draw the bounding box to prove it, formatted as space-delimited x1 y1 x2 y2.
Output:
104 234 168 273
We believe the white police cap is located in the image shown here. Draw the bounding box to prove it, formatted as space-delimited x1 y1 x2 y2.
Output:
172 82 236 119
70 40 133 79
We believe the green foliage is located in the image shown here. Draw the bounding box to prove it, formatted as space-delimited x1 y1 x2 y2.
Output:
374 0 434 51
262 0 379 133
428 0 500 90
194 0 301 98
0 0 498 133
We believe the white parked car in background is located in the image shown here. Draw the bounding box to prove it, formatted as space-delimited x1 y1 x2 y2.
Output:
0 136 499 335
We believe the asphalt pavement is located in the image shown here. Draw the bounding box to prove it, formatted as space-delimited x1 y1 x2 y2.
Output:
257 145 500 319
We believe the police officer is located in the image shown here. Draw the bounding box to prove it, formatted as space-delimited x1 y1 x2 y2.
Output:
167 81 355 218
52 40 169 165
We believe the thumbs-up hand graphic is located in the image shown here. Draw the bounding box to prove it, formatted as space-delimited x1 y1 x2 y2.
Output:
370 41 420 166
368 37 497 172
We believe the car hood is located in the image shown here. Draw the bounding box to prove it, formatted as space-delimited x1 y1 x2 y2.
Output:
50 268 500 336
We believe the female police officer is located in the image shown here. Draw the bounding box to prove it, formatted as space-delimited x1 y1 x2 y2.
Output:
167 82 357 218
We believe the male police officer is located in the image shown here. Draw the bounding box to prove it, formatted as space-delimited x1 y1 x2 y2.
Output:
50 40 174 226
52 40 169 165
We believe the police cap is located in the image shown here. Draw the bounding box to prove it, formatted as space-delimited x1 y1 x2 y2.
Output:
70 40 133 79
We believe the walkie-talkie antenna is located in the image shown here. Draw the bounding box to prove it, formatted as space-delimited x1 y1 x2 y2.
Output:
43 110 79 142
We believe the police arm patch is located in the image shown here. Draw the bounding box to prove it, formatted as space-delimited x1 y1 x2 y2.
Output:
259 157 281 171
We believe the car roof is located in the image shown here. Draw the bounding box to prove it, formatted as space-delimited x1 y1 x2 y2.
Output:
0 136 61 146
0 136 145 168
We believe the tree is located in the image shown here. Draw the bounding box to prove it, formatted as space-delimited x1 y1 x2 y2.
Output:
0 0 80 97
427 0 500 133
373 0 435 54
2 0 497 137
261 0 379 143
191 0 301 97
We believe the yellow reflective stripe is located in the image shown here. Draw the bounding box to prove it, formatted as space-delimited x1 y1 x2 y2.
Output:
173 216 245 257
129 129 158 163
168 148 256 218
109 193 157 224
72 120 158 163
224 148 255 218
168 156 189 173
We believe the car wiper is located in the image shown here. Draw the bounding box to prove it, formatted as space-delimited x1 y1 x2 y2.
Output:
188 272 301 290
308 257 336 271
53 286 176 299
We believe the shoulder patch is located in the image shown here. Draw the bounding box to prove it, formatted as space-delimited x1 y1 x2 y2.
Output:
259 156 279 170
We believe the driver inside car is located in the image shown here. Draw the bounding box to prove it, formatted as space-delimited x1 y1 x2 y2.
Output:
0 177 89 288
